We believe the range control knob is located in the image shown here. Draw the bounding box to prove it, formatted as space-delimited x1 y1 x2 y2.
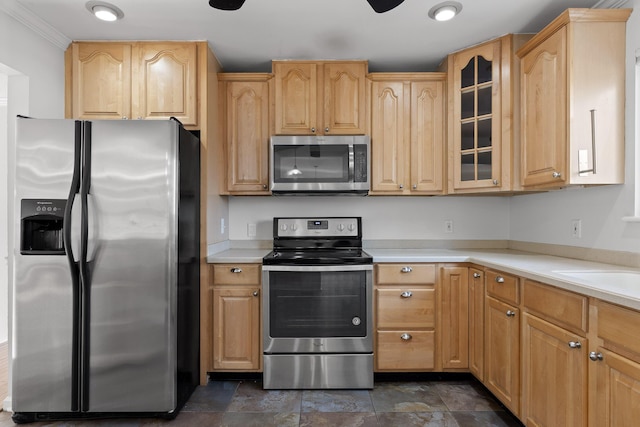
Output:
337 224 345 232
280 224 288 231
348 223 356 231
291 224 298 231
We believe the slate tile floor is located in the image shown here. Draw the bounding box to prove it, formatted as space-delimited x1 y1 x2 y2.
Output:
0 378 523 426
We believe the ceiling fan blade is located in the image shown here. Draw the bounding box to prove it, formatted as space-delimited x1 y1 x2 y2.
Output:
208 0 246 11
366 0 405 13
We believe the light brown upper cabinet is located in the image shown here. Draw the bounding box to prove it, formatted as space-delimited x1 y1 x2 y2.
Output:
516 9 631 189
65 42 199 126
441 34 531 194
273 61 367 135
218 74 273 195
368 73 446 195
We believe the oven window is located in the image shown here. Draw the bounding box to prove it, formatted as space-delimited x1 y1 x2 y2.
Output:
272 145 349 183
268 270 367 337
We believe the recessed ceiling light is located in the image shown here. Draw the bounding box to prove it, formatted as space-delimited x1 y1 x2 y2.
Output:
428 1 462 22
85 1 124 22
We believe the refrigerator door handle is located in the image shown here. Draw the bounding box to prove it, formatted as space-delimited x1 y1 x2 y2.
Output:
64 120 83 412
78 121 93 412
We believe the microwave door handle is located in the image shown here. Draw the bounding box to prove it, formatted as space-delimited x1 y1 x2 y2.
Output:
348 145 355 182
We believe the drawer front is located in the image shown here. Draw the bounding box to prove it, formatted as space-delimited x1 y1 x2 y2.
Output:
376 264 436 285
523 280 588 335
212 263 261 286
598 300 640 358
486 269 520 305
376 288 435 329
375 330 435 371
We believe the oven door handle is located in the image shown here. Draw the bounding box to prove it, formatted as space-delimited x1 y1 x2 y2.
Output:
262 264 373 272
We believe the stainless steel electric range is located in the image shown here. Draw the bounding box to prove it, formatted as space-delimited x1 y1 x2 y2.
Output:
262 217 373 389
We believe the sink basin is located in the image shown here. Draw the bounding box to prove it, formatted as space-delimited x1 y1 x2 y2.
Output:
553 270 640 293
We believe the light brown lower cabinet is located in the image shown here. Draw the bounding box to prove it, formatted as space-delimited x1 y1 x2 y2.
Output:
484 296 520 416
522 313 587 427
211 264 262 371
593 348 640 426
439 266 469 370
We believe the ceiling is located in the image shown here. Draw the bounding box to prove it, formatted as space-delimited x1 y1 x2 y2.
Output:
11 0 614 72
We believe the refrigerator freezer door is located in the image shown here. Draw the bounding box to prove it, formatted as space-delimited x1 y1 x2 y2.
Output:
12 119 77 411
86 120 179 412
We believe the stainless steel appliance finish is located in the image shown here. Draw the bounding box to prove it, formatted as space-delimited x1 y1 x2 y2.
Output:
11 118 200 422
262 217 373 389
269 135 370 195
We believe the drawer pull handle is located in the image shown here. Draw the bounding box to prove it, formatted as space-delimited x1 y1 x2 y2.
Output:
495 276 505 283
473 272 481 279
506 310 516 317
568 341 582 349
589 351 604 361
400 333 412 341
401 266 413 273
230 267 243 273
401 291 413 298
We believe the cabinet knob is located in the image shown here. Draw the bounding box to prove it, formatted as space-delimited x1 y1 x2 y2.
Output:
568 341 582 349
230 267 243 273
325 127 329 133
311 127 316 133
495 276 505 283
263 184 268 189
589 351 604 361
412 184 417 190
506 310 516 317
137 117 142 120
400 333 412 341
493 179 499 185
473 272 481 278
253 290 259 297
400 266 413 273
399 184 404 189
122 116 128 120
400 291 413 298
552 171 562 179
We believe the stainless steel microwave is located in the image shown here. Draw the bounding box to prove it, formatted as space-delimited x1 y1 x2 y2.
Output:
270 135 370 195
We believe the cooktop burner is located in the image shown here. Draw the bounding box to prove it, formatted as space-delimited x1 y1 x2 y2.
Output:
263 217 372 266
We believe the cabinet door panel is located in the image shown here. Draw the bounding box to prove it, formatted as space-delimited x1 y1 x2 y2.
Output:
324 62 366 134
212 287 261 370
485 296 519 415
469 268 484 380
411 80 445 193
440 266 469 369
521 28 567 187
595 349 640 427
274 62 317 134
522 313 586 427
370 81 407 193
225 80 270 192
135 43 198 125
71 43 132 120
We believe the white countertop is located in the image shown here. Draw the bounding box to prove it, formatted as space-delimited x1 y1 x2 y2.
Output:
207 247 640 310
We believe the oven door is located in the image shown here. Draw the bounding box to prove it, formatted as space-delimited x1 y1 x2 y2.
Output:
262 264 373 354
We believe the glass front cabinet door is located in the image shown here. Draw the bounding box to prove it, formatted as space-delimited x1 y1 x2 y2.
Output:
444 35 530 194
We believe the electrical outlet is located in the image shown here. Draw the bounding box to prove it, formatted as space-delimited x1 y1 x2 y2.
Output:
220 218 225 234
571 219 582 238
444 220 454 233
247 223 257 237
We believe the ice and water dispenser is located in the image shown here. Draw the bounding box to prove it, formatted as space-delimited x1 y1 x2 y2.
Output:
20 199 66 255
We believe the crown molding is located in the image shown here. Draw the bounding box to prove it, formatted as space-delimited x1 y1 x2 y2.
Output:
0 0 71 50
592 0 630 9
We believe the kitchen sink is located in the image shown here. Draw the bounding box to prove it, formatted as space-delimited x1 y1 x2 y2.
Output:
553 270 640 292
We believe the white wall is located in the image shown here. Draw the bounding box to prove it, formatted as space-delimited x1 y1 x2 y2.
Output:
509 4 640 254
229 196 510 242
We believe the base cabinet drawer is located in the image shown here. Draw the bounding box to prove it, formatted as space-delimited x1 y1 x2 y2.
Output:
376 288 435 329
375 330 435 371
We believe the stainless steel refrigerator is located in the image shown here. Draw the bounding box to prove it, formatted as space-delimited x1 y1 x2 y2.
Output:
10 117 200 423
